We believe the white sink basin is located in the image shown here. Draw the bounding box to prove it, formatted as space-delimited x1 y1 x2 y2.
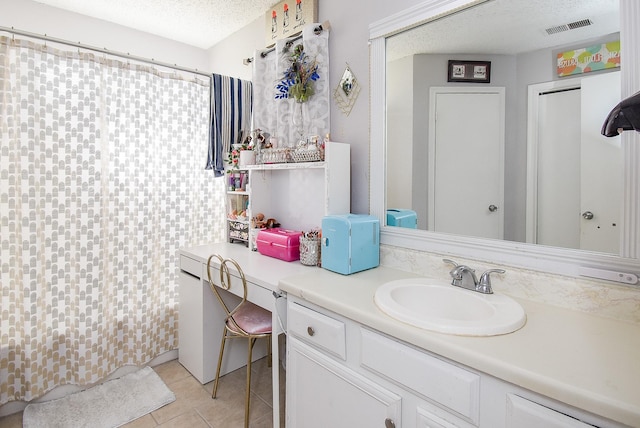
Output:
374 278 526 336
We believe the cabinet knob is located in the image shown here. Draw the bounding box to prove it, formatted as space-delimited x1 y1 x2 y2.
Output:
384 418 396 428
307 326 315 336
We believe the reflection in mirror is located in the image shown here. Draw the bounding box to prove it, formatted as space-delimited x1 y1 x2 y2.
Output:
340 66 354 96
334 64 360 116
385 0 621 254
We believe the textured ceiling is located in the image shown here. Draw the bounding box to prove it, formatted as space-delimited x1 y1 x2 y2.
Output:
32 0 277 49
32 0 619 54
386 0 619 61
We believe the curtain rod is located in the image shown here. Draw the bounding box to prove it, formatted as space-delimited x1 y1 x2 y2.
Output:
0 25 212 78
243 32 302 66
243 22 329 66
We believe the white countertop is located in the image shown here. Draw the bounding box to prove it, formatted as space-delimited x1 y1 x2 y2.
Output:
278 266 640 428
179 242 314 291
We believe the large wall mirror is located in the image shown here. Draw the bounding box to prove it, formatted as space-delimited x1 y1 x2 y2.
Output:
370 0 640 280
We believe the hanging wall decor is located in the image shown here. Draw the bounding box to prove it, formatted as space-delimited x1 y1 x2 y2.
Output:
265 0 318 46
557 41 620 77
447 60 491 83
333 64 360 116
276 43 320 103
252 23 330 152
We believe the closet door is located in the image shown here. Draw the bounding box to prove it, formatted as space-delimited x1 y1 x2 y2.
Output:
579 71 621 253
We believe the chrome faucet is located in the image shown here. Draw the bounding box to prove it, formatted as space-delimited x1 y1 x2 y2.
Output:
443 259 505 294
448 263 478 290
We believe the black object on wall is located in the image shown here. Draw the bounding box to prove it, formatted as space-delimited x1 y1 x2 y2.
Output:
602 91 640 137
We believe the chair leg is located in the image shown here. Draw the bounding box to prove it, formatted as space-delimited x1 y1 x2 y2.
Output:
245 337 256 428
212 325 228 399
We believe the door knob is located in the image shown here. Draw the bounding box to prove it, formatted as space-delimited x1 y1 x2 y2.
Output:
384 418 396 428
582 211 594 220
488 204 498 212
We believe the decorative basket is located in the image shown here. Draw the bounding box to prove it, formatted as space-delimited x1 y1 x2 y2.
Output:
257 148 290 164
291 148 324 163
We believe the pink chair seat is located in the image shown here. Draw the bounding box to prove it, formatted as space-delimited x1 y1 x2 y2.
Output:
227 301 272 335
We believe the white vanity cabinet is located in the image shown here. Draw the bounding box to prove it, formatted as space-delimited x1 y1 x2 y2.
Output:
225 141 351 250
285 296 627 428
287 300 401 428
505 394 595 428
178 253 259 383
286 297 476 428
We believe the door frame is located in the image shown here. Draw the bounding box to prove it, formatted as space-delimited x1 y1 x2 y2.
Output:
526 77 583 244
427 86 506 235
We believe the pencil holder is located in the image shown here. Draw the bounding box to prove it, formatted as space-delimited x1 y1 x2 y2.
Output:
299 236 320 266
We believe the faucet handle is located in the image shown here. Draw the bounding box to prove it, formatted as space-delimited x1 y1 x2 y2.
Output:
443 258 459 268
477 269 505 294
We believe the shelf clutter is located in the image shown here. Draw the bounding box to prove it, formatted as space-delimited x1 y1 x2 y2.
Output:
224 141 351 251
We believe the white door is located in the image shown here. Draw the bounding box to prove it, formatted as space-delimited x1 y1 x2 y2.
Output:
536 88 582 249
428 88 505 240
579 72 621 253
533 72 621 252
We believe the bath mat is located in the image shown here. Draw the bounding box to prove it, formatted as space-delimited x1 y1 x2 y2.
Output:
23 366 175 428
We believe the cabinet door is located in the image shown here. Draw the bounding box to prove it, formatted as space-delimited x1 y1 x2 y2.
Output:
417 406 472 428
506 394 595 428
178 269 207 382
287 337 401 428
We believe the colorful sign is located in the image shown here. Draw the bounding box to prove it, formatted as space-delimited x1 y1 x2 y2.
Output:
557 41 620 77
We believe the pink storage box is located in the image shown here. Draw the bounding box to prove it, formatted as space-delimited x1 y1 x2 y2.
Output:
256 228 302 262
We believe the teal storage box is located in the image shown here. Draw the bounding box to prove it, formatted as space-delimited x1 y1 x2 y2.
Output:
386 209 417 229
321 214 380 275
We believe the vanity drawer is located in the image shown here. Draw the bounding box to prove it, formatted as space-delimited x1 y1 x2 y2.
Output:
360 328 480 424
180 254 203 279
288 301 346 360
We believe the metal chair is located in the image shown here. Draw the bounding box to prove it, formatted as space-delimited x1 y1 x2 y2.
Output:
206 255 272 428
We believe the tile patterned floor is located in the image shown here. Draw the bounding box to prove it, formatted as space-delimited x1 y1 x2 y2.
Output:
0 357 285 428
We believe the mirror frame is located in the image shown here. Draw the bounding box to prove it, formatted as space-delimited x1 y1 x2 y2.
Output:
370 0 640 280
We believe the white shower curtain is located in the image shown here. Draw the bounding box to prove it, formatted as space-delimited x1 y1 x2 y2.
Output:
0 36 225 404
252 24 330 146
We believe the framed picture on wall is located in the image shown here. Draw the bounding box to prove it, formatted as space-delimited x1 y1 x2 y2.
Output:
265 0 318 46
447 60 491 83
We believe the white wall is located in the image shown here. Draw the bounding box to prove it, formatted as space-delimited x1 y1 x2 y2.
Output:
1 0 210 73
387 56 414 214
3 0 429 215
206 0 422 215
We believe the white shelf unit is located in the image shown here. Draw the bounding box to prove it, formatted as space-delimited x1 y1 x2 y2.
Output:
225 141 351 250
225 170 250 246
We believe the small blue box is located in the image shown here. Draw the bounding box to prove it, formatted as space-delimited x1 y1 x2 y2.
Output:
386 209 417 229
321 214 380 275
